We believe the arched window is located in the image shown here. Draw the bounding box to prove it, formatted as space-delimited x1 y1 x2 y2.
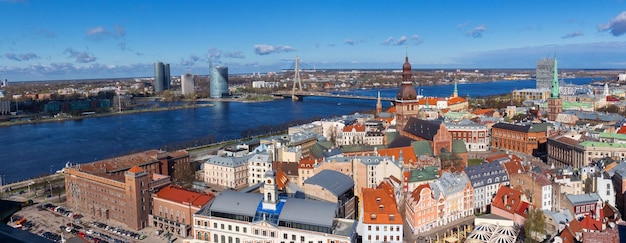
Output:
267 192 272 202
197 231 201 239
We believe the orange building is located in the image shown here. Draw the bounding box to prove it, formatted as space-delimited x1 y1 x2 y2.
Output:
150 186 214 237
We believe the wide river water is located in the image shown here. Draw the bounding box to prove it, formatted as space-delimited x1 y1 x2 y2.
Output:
0 78 594 183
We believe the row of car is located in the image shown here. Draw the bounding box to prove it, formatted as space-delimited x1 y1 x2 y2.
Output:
90 221 145 241
41 203 82 220
41 232 62 242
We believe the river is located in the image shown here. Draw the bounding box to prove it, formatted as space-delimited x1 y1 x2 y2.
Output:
0 78 595 183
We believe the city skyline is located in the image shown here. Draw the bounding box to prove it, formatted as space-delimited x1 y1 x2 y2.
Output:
2 0 626 81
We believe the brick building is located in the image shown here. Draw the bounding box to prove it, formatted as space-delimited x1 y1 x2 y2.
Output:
490 122 551 155
64 150 184 230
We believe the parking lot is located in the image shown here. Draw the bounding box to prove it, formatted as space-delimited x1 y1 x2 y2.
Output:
14 201 174 243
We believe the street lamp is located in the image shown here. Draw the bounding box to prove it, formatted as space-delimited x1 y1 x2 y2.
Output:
27 181 35 197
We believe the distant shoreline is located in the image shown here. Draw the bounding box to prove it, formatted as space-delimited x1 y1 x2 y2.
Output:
0 103 215 127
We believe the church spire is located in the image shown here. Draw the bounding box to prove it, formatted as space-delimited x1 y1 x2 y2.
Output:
551 54 559 98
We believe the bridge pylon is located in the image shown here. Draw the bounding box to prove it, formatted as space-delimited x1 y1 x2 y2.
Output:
292 55 303 101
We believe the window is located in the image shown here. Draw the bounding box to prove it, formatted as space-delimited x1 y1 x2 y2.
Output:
204 221 208 227
228 225 232 231
254 229 259 235
301 236 305 242
270 232 275 238
284 234 288 239
214 223 218 228
236 226 239 232
243 228 247 233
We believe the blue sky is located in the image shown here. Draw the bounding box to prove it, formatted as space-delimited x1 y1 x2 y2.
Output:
2 0 626 81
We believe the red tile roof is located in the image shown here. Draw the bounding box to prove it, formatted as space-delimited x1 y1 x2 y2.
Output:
386 106 396 113
559 225 576 243
128 165 143 173
617 126 626 134
155 186 214 208
377 146 417 165
503 156 525 175
298 157 317 169
275 170 289 190
447 97 466 105
409 183 432 205
491 186 525 215
362 187 401 225
342 123 366 132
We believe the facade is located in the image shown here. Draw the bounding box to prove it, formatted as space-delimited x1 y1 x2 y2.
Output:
340 123 366 145
247 152 273 185
445 120 489 152
405 184 437 234
490 122 551 155
512 88 551 102
536 58 555 90
203 154 250 189
181 73 195 96
464 161 510 213
65 164 168 230
394 55 420 132
303 170 356 219
210 65 229 98
563 193 603 219
150 186 214 237
191 172 357 243
509 172 553 211
405 166 440 195
360 186 403 242
154 62 170 92
429 172 474 226
548 134 626 168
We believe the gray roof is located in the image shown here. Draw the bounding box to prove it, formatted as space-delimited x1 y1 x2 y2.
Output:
543 210 571 225
566 193 602 206
209 191 262 217
464 161 508 188
279 197 337 227
206 154 252 167
430 172 470 197
563 110 624 122
304 170 354 196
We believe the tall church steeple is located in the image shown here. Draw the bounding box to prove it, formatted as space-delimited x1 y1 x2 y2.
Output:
551 55 559 98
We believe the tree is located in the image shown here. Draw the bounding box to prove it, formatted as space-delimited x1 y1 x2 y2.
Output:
524 208 546 243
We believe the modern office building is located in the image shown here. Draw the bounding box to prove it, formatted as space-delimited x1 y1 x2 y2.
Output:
181 73 195 96
154 62 171 93
210 65 229 98
536 58 555 90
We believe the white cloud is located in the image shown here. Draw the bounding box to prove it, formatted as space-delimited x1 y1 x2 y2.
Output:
253 44 296 55
598 11 626 36
5 52 40 61
467 25 487 38
382 36 394 45
64 48 96 63
394 36 407 46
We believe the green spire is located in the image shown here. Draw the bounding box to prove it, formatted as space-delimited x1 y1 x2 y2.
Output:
551 56 559 98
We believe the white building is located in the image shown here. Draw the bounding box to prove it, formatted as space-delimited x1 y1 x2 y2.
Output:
191 171 357 243
181 73 195 96
247 152 272 185
203 154 251 189
340 123 366 146
445 120 489 152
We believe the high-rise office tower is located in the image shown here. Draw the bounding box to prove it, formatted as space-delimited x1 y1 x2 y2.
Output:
210 64 229 98
164 63 171 90
536 58 555 90
154 62 171 92
181 73 195 96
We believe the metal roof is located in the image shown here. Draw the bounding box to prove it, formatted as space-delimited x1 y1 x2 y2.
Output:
304 170 354 197
209 191 262 217
464 161 508 188
566 193 601 206
278 197 337 227
206 154 252 167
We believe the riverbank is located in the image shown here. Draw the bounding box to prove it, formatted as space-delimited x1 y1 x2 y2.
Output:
0 103 215 127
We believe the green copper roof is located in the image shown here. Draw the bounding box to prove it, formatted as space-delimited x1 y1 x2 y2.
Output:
386 131 399 145
452 139 468 153
408 165 439 183
579 141 626 148
411 141 433 156
599 132 626 140
551 56 559 98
